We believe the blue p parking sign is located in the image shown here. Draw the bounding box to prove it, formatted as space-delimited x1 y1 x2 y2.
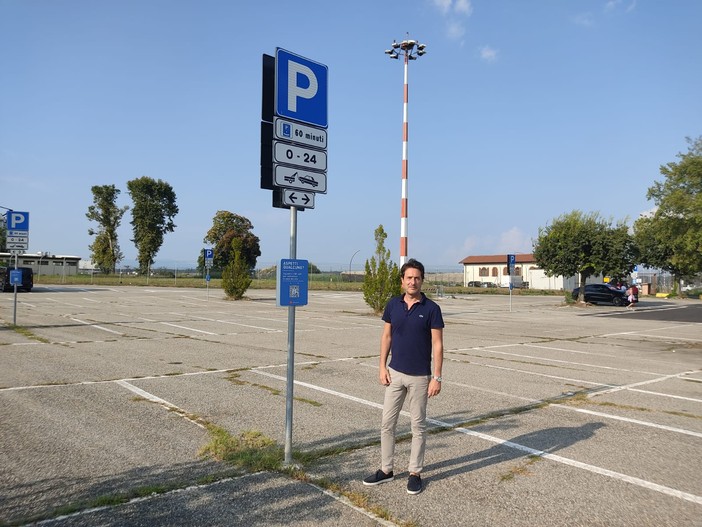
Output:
275 48 328 128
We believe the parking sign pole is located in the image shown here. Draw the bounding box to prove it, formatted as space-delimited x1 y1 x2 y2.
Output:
13 254 18 325
284 206 298 466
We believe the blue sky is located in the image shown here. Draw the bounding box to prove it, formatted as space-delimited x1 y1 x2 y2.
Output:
1 0 700 272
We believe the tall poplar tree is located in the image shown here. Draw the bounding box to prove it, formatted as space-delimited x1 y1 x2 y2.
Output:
127 177 178 274
86 184 128 274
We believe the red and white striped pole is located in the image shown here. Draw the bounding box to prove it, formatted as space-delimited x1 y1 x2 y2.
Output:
386 37 425 267
400 51 410 267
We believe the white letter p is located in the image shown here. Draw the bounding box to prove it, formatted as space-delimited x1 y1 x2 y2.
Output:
288 61 318 112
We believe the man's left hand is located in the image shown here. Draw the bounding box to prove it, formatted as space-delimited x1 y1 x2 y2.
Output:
428 379 441 397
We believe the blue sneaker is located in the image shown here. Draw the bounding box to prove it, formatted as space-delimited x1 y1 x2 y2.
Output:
363 469 394 486
407 473 422 494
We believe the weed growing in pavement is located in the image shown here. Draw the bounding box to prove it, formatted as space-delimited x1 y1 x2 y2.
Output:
199 427 284 471
500 455 543 482
3 324 51 343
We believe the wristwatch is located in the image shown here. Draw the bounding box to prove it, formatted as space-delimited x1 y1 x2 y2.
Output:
432 375 443 382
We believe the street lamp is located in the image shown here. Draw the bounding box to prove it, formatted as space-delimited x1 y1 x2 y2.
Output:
385 36 426 266
348 249 360 282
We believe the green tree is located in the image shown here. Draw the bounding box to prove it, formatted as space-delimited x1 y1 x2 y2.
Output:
363 225 401 314
201 211 260 273
86 184 128 274
0 217 6 252
127 177 178 274
533 211 637 302
222 238 252 299
634 137 702 290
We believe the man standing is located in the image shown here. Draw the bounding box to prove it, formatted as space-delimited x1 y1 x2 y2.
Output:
363 258 444 495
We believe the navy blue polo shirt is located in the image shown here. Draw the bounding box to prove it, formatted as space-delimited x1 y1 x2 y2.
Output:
382 293 444 376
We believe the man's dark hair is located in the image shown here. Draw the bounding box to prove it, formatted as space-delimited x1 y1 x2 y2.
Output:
401 258 425 279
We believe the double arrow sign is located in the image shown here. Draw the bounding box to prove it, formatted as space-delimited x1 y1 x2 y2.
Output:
285 191 313 207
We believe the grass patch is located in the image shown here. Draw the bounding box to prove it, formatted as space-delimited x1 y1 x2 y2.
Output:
4 324 51 343
294 397 322 407
500 455 543 482
199 427 283 472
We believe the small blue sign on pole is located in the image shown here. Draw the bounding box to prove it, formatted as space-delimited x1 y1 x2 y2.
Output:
10 269 22 286
277 259 309 306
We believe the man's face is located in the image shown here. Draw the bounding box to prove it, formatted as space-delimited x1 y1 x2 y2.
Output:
402 267 423 295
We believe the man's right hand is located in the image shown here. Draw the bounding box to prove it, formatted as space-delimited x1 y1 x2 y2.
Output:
379 368 391 386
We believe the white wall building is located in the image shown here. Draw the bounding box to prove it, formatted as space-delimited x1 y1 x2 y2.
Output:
459 253 580 290
0 252 81 277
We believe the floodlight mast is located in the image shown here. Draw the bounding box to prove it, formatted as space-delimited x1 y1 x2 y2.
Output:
385 36 426 266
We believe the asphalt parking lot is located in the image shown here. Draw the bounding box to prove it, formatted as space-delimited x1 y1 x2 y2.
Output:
1 286 701 526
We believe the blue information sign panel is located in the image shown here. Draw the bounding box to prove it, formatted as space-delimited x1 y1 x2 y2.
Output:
277 259 309 307
10 269 22 286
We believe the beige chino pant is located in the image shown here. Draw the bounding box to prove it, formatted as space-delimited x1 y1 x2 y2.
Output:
380 367 431 475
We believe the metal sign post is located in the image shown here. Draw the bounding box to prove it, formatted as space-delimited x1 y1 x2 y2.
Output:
507 254 516 313
261 48 327 467
13 254 18 325
204 248 214 300
284 207 298 465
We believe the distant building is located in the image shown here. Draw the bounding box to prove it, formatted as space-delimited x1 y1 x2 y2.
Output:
0 252 81 277
458 254 577 290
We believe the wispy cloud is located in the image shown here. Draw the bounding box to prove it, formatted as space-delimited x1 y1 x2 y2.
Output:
479 45 498 63
605 0 637 13
447 20 466 41
454 0 473 16
497 227 532 254
431 0 473 42
573 12 595 27
576 0 636 28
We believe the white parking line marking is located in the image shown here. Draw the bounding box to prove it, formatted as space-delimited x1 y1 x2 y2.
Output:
159 322 217 335
70 318 123 335
115 380 205 429
592 370 700 396
552 405 702 438
455 426 702 505
446 356 613 388
628 388 702 403
184 314 281 332
250 369 702 505
453 346 663 376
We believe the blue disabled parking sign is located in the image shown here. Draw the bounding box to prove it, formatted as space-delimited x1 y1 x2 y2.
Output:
277 259 309 307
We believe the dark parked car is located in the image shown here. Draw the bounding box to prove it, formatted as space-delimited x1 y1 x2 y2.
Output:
572 284 628 306
467 281 482 287
0 266 34 292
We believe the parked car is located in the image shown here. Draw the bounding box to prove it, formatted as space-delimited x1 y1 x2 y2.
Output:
481 282 498 288
572 284 628 306
0 266 34 292
467 281 482 287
